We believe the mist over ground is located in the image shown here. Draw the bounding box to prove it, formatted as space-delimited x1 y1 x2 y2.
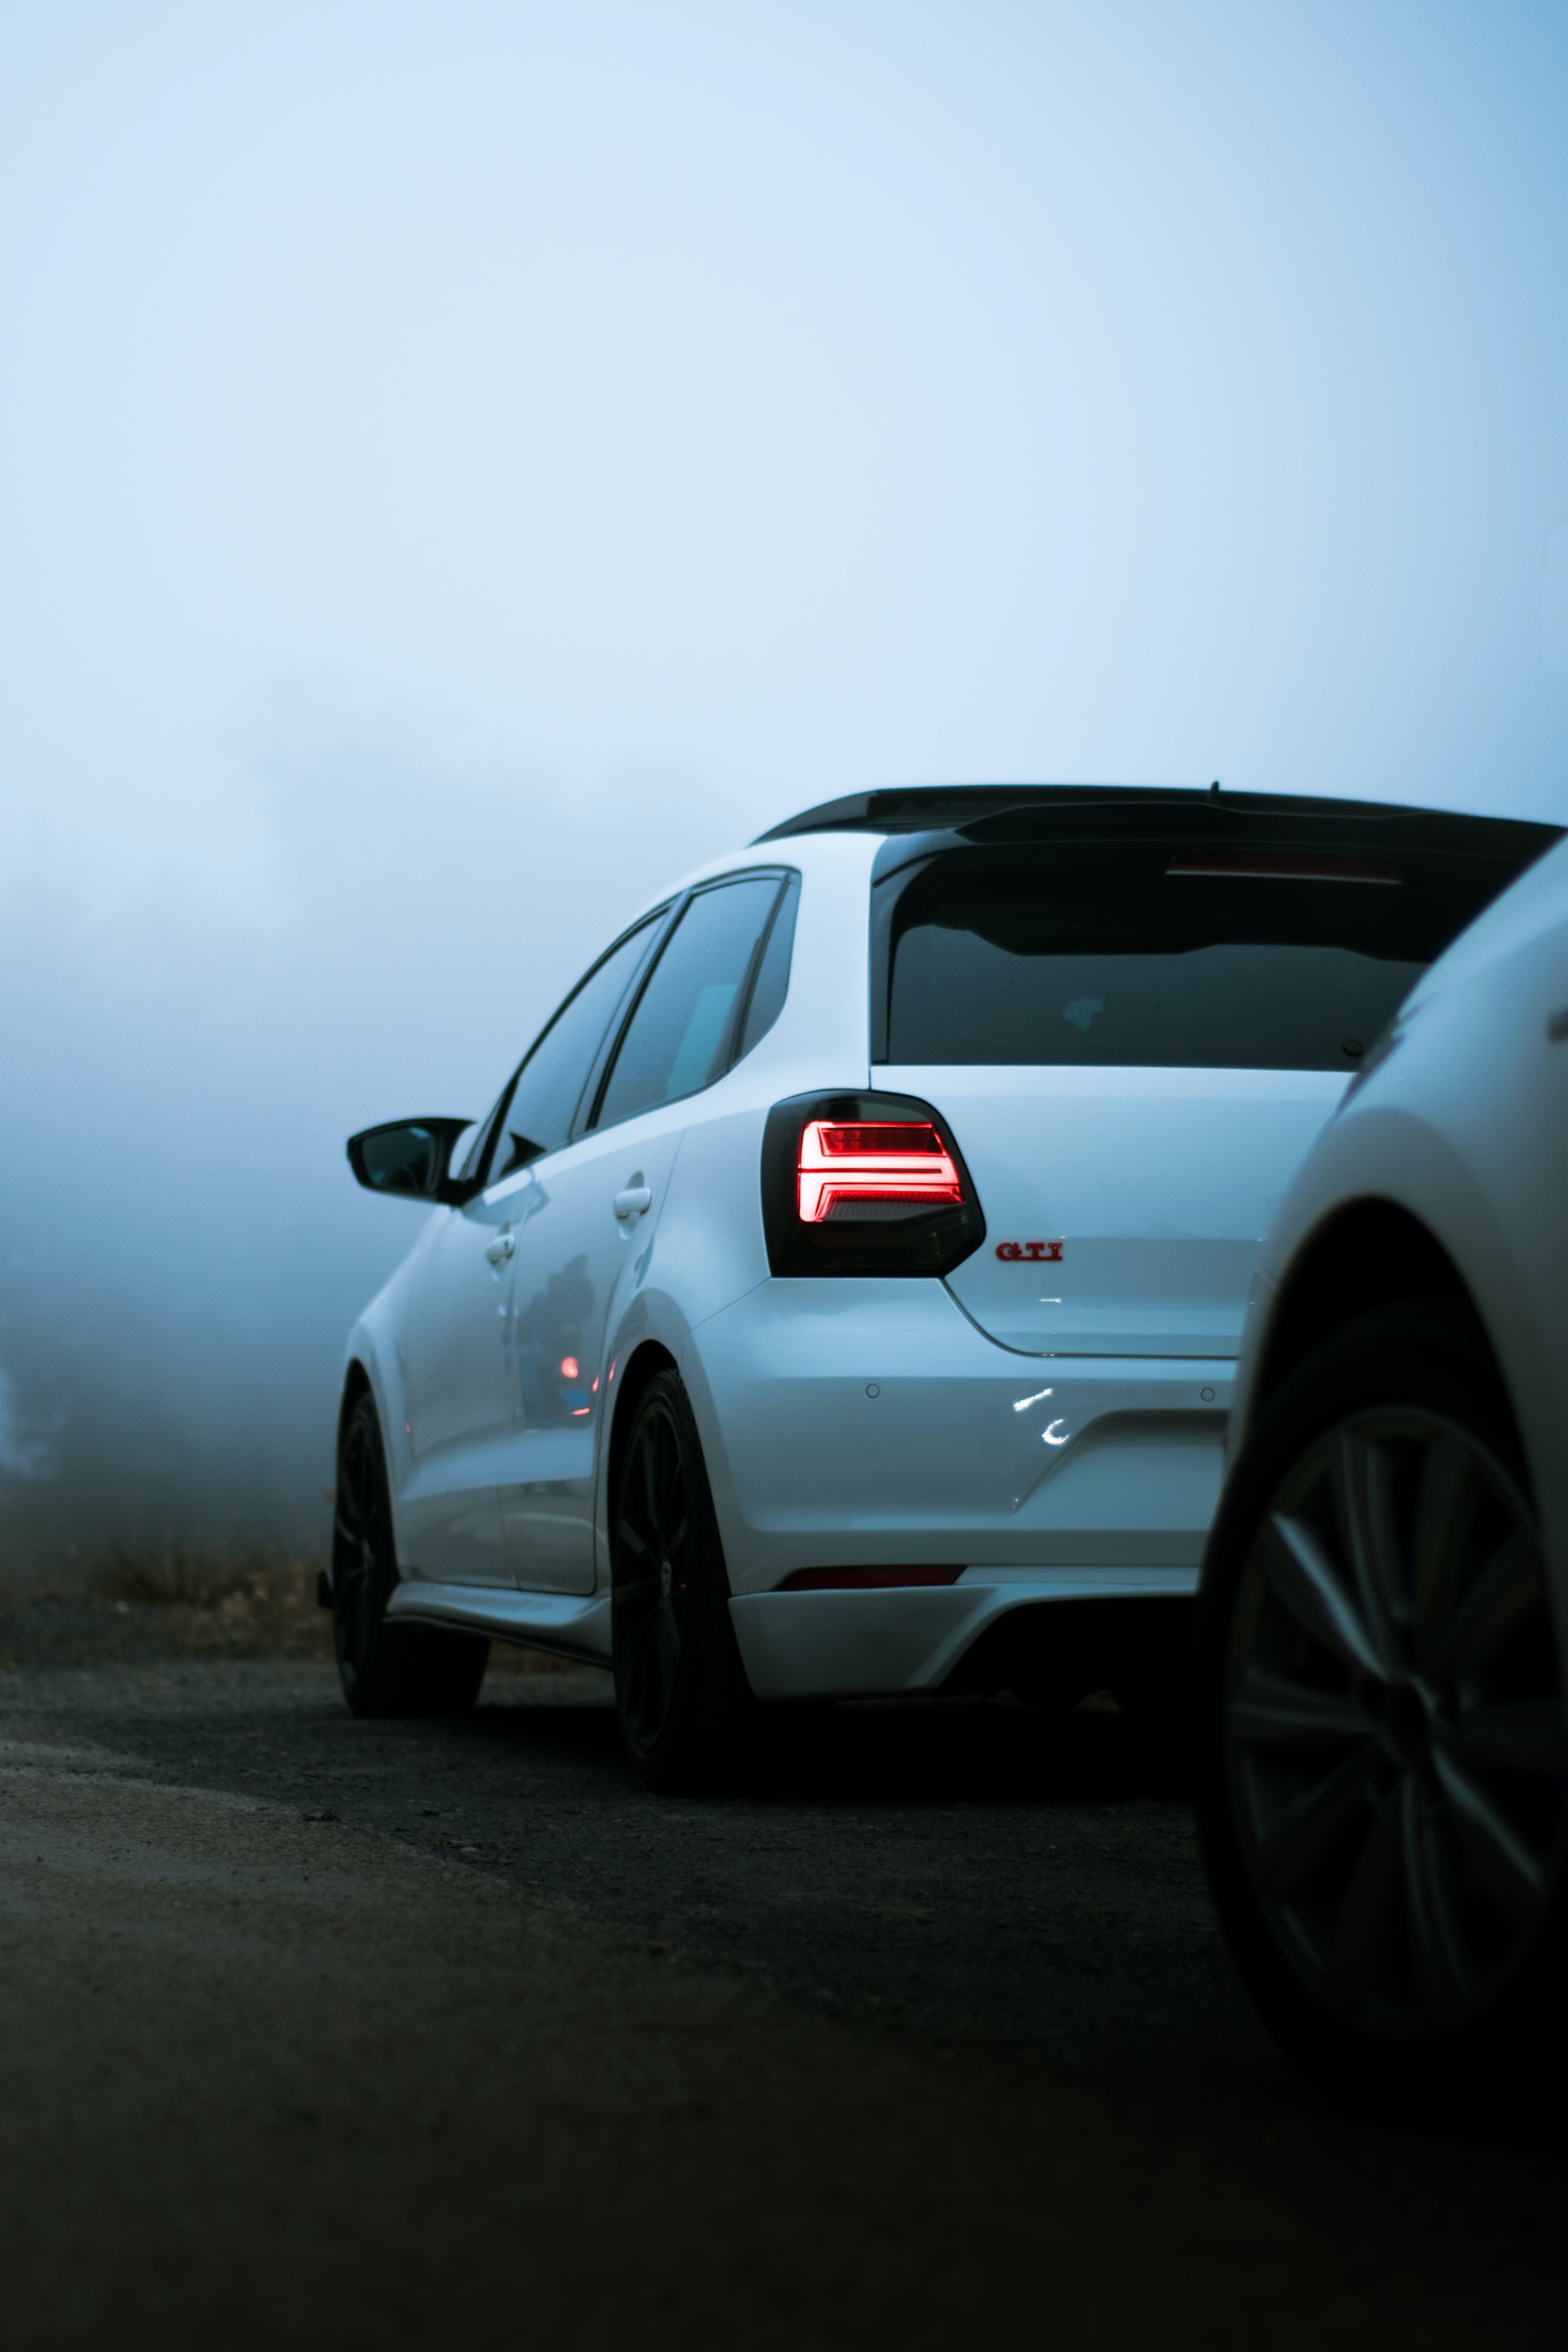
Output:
2 0 1566 1567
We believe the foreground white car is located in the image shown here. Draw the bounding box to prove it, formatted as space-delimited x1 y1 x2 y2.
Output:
1190 829 1568 2108
329 784 1555 1789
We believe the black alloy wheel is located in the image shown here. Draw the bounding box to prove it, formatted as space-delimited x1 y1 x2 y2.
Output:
1191 1301 1568 2115
611 1367 760 1793
332 1391 489 1718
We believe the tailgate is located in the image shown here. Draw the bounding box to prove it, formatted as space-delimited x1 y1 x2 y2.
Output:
889 1063 1346 1357
867 810 1548 1357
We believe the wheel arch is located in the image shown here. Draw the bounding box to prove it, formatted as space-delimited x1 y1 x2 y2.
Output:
604 1339 680 1532
1251 1196 1496 1416
334 1357 405 1576
337 1357 373 1446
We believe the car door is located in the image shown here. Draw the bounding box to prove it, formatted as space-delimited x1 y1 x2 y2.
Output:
398 1176 526 1583
396 913 666 1581
495 872 789 1593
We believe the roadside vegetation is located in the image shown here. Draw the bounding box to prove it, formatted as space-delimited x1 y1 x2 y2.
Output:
0 1542 569 1672
0 1541 331 1663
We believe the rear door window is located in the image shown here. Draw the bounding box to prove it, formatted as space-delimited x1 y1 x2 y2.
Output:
880 841 1528 1071
592 874 784 1129
488 914 666 1179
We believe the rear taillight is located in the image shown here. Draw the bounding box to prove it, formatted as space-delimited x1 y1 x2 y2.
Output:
796 1120 963 1224
761 1091 985 1276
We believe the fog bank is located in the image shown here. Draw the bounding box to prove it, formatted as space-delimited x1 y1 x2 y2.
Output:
2 0 1566 1565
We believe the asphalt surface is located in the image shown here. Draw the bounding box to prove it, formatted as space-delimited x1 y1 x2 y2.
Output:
1 1605 1566 2348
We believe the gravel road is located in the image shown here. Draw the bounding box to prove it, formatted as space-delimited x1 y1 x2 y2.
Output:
1 1605 1565 2348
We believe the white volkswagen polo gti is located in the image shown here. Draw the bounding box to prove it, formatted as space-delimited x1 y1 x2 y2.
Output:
328 785 1555 1788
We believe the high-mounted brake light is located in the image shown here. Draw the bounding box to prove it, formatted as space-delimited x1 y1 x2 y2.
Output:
1166 849 1401 885
797 1121 963 1224
761 1090 986 1277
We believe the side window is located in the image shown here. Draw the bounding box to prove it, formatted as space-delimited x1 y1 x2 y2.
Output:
488 914 664 1182
736 873 799 1059
593 876 783 1131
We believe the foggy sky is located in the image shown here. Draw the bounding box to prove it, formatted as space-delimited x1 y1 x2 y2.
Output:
3 1 1567 1563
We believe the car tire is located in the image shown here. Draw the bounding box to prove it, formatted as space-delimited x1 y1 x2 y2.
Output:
611 1367 766 1794
333 1392 490 1719
1190 1298 1568 2119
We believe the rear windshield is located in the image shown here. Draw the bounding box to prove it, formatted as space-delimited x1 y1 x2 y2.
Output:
879 840 1528 1071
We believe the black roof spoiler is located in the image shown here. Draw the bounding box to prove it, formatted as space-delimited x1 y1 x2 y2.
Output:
753 782 1562 855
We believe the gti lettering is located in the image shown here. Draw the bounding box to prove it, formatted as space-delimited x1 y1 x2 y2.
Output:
995 1240 1064 1263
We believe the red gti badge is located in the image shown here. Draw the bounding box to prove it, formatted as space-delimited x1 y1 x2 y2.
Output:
995 1240 1064 1263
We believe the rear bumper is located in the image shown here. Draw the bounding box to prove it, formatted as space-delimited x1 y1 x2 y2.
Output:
729 1567 1197 1700
690 1275 1231 1592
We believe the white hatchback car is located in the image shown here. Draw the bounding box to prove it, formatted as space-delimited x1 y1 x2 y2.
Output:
1190 831 1568 2110
329 785 1556 1789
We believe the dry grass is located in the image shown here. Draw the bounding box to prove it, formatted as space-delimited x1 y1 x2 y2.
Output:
0 1541 335 1658
0 1542 587 1670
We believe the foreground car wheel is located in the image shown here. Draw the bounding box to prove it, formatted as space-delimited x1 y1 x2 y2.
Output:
333 1394 489 1718
1191 1303 1568 2115
611 1368 762 1793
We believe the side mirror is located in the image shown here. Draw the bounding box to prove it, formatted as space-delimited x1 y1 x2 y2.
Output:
346 1118 479 1206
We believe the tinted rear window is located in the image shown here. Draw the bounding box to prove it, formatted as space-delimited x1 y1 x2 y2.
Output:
880 841 1527 1070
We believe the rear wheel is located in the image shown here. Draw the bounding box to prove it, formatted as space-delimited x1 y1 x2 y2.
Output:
333 1392 490 1718
611 1368 764 1793
1190 1302 1568 2115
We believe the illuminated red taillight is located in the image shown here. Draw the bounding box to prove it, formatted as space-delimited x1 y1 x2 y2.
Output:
762 1089 985 1277
796 1120 963 1224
